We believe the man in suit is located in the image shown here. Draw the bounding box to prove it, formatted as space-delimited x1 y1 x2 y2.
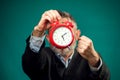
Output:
22 10 110 80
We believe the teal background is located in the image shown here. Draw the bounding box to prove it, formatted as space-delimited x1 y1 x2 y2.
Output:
0 0 120 80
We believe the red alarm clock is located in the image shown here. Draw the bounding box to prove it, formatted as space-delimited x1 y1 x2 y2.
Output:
49 21 74 49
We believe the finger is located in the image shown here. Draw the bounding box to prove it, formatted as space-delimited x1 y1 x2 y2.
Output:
78 40 92 51
78 45 91 53
53 10 61 20
47 10 56 21
78 39 91 50
45 11 54 21
78 39 89 46
38 15 51 26
77 47 85 54
44 16 52 23
79 36 92 45
81 36 92 42
42 10 54 21
49 10 59 21
77 44 87 50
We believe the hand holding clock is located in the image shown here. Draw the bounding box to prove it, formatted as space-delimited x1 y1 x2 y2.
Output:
32 10 61 37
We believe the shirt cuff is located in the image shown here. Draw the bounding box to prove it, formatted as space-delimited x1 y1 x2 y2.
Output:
29 35 46 53
89 58 103 72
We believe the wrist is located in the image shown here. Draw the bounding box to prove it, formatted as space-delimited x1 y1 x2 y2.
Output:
32 26 45 37
88 56 100 67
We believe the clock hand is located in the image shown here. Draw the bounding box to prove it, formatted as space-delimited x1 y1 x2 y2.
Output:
61 33 67 41
62 33 67 36
62 35 65 41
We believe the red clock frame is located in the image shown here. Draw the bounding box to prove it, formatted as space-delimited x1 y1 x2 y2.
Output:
49 21 74 49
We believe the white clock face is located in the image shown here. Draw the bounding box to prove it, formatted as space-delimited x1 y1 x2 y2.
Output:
53 27 73 47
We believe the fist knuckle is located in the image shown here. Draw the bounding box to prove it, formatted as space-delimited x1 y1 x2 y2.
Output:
87 43 91 48
88 40 92 45
85 45 89 50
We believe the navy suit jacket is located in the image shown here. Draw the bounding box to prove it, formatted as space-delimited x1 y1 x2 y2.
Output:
22 37 110 80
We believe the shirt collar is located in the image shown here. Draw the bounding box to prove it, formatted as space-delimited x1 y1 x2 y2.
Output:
56 51 74 62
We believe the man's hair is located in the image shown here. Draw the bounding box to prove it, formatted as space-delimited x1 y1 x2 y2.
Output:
57 10 75 22
57 10 77 29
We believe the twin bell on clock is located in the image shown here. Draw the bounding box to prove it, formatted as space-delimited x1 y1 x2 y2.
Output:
48 21 74 49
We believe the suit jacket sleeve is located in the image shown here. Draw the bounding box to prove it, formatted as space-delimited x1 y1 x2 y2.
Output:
89 58 110 80
22 36 47 79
